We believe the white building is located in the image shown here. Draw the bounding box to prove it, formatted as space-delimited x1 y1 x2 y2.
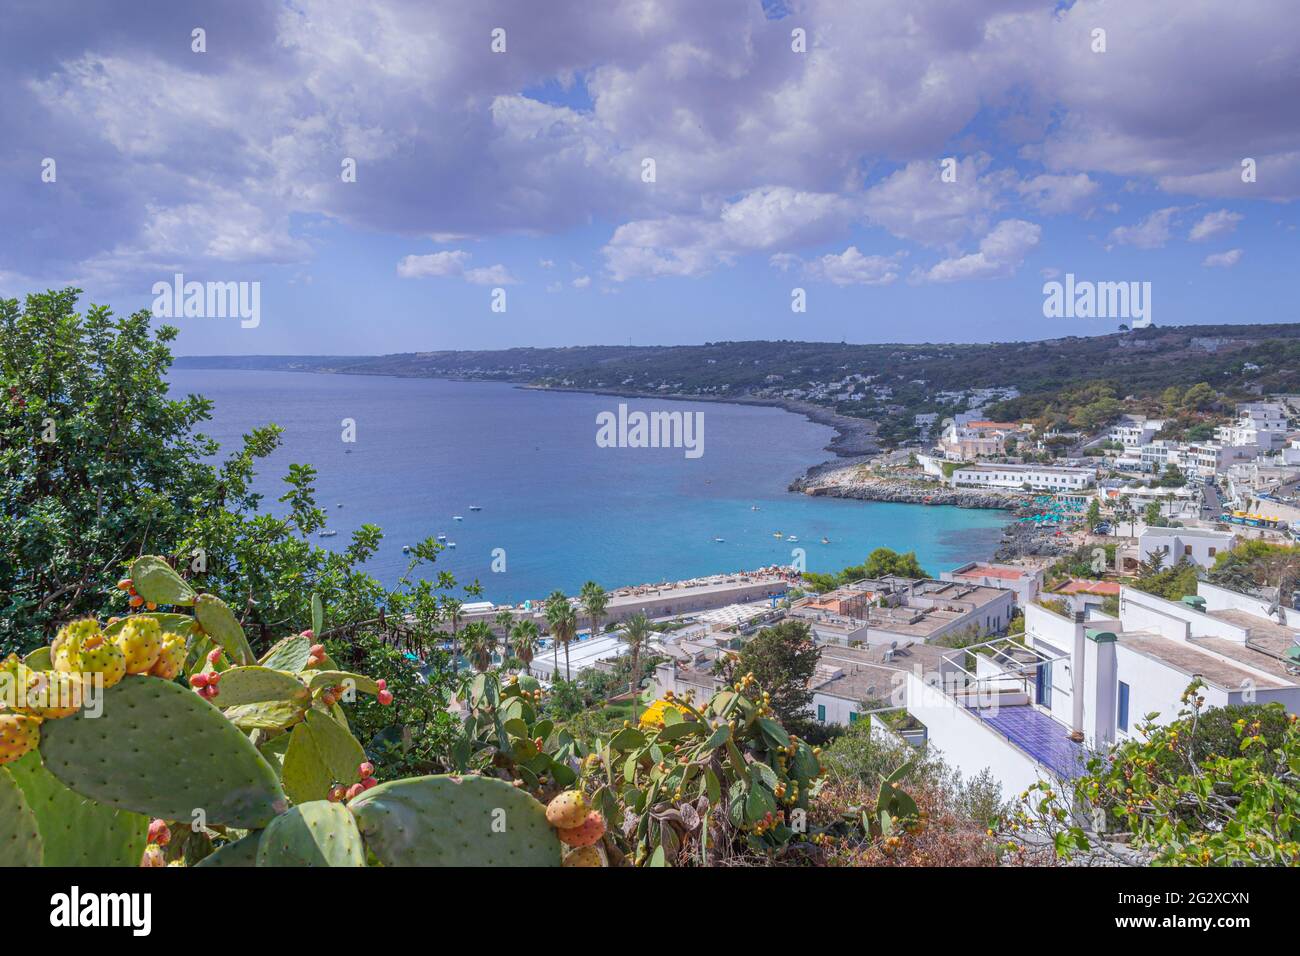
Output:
940 562 1042 607
1110 415 1165 448
907 583 1300 795
1138 526 1237 569
949 463 1095 493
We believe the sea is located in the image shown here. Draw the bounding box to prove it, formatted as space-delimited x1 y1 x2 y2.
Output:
167 369 1009 604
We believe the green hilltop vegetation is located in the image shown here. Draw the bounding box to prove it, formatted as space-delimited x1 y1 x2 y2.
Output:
177 322 1300 441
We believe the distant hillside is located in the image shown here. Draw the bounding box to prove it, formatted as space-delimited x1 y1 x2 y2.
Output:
176 323 1300 441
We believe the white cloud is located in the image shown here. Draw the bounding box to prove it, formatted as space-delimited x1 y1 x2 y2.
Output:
1202 248 1243 268
795 247 905 286
919 220 1041 282
1017 174 1099 214
1189 209 1243 241
397 250 516 284
1107 207 1183 249
572 275 591 288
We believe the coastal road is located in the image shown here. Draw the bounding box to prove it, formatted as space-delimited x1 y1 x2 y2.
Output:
1201 481 1222 518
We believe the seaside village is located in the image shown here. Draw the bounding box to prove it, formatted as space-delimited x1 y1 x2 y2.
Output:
452 394 1300 800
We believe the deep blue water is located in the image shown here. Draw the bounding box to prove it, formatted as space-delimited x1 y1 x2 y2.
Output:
168 369 1009 603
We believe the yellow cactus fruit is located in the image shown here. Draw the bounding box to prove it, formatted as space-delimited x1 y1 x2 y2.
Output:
149 632 188 680
546 790 589 829
562 844 605 867
113 617 163 675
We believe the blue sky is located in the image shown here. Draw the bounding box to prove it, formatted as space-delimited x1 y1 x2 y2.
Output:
2 0 1297 354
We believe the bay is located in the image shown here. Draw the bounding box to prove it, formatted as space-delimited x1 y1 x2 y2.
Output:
168 369 1008 603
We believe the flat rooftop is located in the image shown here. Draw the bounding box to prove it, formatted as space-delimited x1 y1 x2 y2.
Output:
952 564 1032 582
1117 631 1289 690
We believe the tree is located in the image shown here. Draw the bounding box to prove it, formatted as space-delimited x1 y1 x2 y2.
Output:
545 589 578 681
510 619 540 675
579 580 609 643
725 619 819 727
1085 499 1101 530
442 597 464 675
461 621 497 673
619 612 652 723
0 289 460 661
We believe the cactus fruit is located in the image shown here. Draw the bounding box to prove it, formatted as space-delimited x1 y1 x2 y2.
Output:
147 819 171 845
113 617 163 675
140 844 166 867
562 845 604 867
377 689 394 706
150 632 187 680
51 618 101 668
546 790 588 829
557 810 606 848
0 713 42 765
75 634 127 689
18 670 82 719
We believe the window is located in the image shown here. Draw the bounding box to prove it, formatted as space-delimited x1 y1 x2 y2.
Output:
817 704 826 722
1208 547 1216 557
1184 545 1192 556
1118 681 1130 732
848 711 858 723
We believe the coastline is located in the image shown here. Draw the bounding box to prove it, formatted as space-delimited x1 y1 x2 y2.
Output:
518 383 880 460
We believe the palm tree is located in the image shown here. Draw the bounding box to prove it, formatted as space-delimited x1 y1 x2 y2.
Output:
443 597 464 675
494 608 515 640
511 619 541 675
580 581 609 644
620 612 652 724
461 621 498 673
545 589 578 681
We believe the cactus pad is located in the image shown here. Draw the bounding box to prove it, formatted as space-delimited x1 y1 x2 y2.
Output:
222 699 307 732
257 799 366 866
259 634 313 672
128 556 197 607
193 594 255 665
213 667 311 708
5 751 148 866
195 830 262 867
0 765 42 866
350 774 561 867
39 675 287 828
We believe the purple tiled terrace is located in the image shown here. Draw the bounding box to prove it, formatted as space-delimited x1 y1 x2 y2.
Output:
966 705 1089 779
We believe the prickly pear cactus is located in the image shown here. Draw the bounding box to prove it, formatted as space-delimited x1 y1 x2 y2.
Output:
212 666 313 708
257 800 366 867
350 774 562 867
0 765 42 866
194 830 262 867
39 675 287 828
193 593 255 666
127 555 197 607
5 751 148 866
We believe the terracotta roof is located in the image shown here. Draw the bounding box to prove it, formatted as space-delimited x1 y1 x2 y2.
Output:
955 565 1028 581
1053 579 1122 596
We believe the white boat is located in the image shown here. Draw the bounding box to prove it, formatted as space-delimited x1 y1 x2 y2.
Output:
319 530 338 538
714 537 725 543
821 537 830 545
772 531 783 539
468 505 482 511
453 515 464 521
751 505 760 511
447 541 457 548
336 503 343 508
437 533 447 542
787 535 799 542
402 545 411 553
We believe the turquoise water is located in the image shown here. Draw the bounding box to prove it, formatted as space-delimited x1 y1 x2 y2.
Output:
168 369 1009 603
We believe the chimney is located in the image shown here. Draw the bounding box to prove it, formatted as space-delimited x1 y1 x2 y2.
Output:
1071 611 1086 739
1087 629 1118 748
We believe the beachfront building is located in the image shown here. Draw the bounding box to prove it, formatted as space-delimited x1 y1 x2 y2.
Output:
936 419 1026 459
947 463 1095 493
1138 526 1237 570
790 577 1015 648
940 562 1042 607
905 582 1300 795
1109 414 1165 448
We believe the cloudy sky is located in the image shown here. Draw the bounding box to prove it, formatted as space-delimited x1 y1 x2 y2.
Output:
2 0 1297 354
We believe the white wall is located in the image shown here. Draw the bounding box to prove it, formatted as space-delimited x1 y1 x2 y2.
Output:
906 673 1056 795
